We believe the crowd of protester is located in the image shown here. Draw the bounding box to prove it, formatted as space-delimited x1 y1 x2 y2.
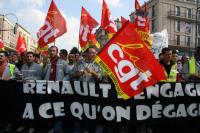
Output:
0 45 200 133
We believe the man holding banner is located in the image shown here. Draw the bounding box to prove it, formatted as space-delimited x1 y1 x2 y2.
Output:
73 46 102 82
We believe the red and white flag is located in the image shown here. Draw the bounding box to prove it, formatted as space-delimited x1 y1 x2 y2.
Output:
79 7 99 51
0 37 4 50
37 0 67 48
95 22 166 99
101 0 117 39
134 1 152 48
16 34 27 54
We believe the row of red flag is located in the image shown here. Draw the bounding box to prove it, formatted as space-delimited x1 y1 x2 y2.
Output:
37 0 166 100
0 34 27 55
1 0 166 100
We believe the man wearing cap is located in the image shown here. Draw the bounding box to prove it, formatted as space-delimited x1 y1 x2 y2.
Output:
0 51 19 80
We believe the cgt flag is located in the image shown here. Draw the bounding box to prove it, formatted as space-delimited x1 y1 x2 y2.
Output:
79 7 99 51
95 22 166 100
37 0 67 48
101 0 117 39
134 1 152 48
37 45 49 56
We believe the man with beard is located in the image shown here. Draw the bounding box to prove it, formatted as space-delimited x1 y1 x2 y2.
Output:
43 46 69 81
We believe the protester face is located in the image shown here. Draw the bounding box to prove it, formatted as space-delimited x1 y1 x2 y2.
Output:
35 57 41 64
0 53 7 64
21 51 27 63
26 53 35 64
59 51 67 60
182 55 189 65
163 50 172 63
159 54 163 61
68 54 75 64
172 53 178 63
12 54 18 62
8 55 12 62
86 48 97 61
75 53 79 61
49 47 58 58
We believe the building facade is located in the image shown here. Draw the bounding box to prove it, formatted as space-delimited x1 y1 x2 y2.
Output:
0 14 36 53
130 0 200 56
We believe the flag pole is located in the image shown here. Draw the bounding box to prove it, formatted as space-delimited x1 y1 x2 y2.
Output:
78 41 80 51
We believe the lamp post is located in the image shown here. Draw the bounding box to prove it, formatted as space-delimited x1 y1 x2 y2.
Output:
0 13 18 51
0 13 18 33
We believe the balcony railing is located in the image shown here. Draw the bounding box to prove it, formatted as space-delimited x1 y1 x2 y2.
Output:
168 11 197 22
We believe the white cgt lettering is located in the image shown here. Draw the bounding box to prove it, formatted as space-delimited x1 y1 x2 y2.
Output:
37 21 60 43
80 25 90 42
136 16 146 27
108 44 139 83
108 43 152 91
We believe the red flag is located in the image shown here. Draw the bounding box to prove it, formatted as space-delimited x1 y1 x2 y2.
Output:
135 0 141 11
101 0 117 38
0 37 4 50
37 0 67 48
16 34 27 54
95 22 166 99
37 45 49 56
134 1 152 48
121 16 128 26
79 7 99 51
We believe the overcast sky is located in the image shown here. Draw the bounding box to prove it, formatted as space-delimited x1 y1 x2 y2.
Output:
0 0 147 51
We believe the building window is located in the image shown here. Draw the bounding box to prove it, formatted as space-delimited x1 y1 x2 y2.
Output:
186 36 191 46
176 35 180 45
198 37 200 46
175 6 180 16
187 8 192 18
198 10 200 21
152 5 155 17
151 19 155 33
175 21 180 32
198 24 200 35
184 22 191 33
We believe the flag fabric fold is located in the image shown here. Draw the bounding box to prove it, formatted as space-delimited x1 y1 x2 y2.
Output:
0 37 5 51
134 1 152 48
101 0 117 39
79 7 99 51
37 45 49 56
37 0 67 48
16 34 27 55
95 22 166 100
121 16 128 26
